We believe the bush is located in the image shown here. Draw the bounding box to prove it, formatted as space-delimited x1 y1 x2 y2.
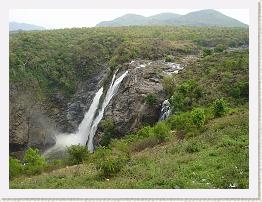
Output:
9 157 23 179
66 144 89 165
230 81 248 99
167 112 193 132
203 48 212 57
93 147 129 177
212 98 229 117
23 148 46 175
137 126 154 138
191 108 206 128
214 44 226 52
185 140 206 153
170 80 203 112
100 119 116 146
145 93 157 106
162 76 176 96
153 122 171 142
165 55 175 62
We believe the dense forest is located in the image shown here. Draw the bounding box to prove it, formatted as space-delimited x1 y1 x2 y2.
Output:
9 25 249 189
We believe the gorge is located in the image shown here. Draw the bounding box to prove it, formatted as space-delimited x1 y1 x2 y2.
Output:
9 24 249 188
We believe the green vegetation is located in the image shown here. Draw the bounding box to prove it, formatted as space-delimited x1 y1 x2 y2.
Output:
212 98 229 117
145 93 157 106
9 25 248 189
66 145 89 165
10 26 248 103
203 48 212 57
214 44 227 52
9 157 23 179
23 148 46 175
165 55 175 62
93 147 130 178
10 108 248 188
100 119 117 146
9 148 46 178
191 108 206 128
162 76 176 97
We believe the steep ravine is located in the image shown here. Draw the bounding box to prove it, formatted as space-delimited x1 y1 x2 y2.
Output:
10 56 196 156
94 58 192 147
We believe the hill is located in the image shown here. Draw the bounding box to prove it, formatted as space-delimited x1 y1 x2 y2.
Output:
10 49 249 188
9 25 249 189
9 22 45 31
96 9 247 28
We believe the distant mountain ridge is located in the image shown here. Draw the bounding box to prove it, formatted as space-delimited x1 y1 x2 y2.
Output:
9 22 45 31
96 9 248 28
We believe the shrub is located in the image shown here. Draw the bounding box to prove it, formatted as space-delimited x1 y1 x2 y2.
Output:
93 147 129 177
191 108 206 128
23 148 46 175
145 93 157 106
230 81 248 99
185 141 206 153
203 48 212 57
153 122 171 142
178 80 197 96
137 126 154 138
167 112 193 132
165 55 175 62
212 98 229 117
100 119 116 146
169 80 203 112
162 76 176 96
66 144 89 165
9 157 23 179
214 44 226 52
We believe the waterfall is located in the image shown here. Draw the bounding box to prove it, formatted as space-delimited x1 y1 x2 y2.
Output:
43 70 128 156
87 70 128 152
77 87 103 145
159 99 171 121
43 87 104 156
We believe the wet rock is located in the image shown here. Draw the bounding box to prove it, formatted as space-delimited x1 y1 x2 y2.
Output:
99 60 170 138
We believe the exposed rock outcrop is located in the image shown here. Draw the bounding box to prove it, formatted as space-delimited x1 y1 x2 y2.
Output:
9 67 108 155
96 60 184 142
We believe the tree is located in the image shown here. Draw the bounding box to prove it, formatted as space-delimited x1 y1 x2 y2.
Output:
191 108 206 128
212 98 228 117
23 148 46 175
162 76 176 97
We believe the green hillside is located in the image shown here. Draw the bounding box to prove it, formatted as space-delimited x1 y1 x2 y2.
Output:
10 40 249 189
96 9 248 27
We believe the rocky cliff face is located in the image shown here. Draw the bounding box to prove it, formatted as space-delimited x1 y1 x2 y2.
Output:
95 59 185 144
9 68 108 156
10 56 194 155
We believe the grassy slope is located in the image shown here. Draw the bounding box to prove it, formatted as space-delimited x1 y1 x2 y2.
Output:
10 49 249 189
10 107 248 189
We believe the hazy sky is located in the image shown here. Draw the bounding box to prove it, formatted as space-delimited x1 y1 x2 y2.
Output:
9 9 249 29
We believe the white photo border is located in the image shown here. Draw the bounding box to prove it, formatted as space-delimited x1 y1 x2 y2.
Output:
0 0 259 199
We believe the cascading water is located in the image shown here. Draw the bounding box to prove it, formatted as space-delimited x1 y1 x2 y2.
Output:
43 87 104 156
77 87 103 145
159 99 171 121
43 70 128 156
87 70 128 152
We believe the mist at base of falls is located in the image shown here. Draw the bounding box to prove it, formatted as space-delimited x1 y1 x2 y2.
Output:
43 70 128 157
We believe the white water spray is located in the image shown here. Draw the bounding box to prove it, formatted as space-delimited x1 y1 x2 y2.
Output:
77 87 103 145
44 70 128 156
159 99 171 121
87 70 128 152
